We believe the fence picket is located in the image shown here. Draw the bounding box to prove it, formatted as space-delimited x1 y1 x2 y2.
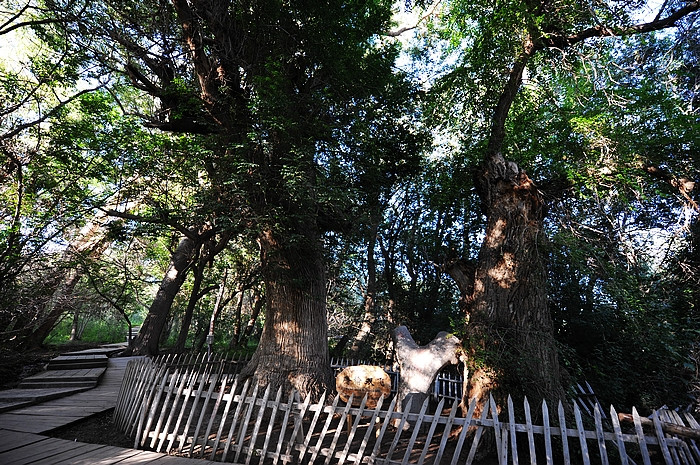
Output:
323 393 356 465
369 395 399 462
667 411 699 465
508 395 519 465
432 398 460 465
558 400 572 465
178 363 213 453
258 387 284 464
222 379 251 462
150 367 181 449
400 396 432 465
119 358 145 431
189 364 222 457
159 363 197 453
244 384 272 465
417 397 446 465
632 407 653 465
199 372 229 457
120 358 149 433
130 361 162 439
309 394 342 464
283 390 311 464
385 396 414 463
489 395 506 465
682 413 700 463
272 390 297 465
523 396 536 465
609 405 629 465
594 404 609 465
338 394 369 464
297 391 327 463
574 402 591 465
462 397 485 465
353 394 386 465
233 382 261 464
210 376 241 460
542 400 553 465
139 364 170 448
652 410 675 465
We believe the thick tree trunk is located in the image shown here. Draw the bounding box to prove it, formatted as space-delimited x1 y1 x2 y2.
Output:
467 154 566 413
241 228 333 400
454 34 566 420
239 289 264 345
130 236 197 356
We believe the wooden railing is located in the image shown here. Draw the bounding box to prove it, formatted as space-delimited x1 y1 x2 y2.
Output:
114 355 700 464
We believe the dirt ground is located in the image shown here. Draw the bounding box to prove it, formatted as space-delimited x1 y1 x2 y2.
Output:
0 346 63 390
1 342 135 449
51 409 135 448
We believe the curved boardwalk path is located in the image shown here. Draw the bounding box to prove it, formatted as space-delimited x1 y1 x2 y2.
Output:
0 351 219 464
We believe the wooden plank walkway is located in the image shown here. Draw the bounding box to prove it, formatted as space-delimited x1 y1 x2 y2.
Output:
0 429 219 464
0 350 224 464
0 356 135 434
47 354 109 369
0 387 93 413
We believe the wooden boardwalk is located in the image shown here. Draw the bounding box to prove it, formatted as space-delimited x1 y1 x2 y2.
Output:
0 356 132 434
0 429 218 464
0 351 221 464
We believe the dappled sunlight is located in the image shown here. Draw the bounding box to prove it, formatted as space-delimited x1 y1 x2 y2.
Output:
487 252 517 288
485 218 507 248
273 320 300 334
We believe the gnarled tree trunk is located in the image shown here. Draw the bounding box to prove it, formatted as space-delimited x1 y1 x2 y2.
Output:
467 154 565 414
241 228 333 400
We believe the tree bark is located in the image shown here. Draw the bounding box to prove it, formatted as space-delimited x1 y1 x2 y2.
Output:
468 154 566 410
229 287 264 350
239 288 264 345
129 236 198 356
240 228 333 400
69 309 80 342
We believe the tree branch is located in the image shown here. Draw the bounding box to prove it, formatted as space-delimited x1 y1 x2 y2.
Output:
485 2 700 165
0 2 65 36
103 208 204 241
1 83 107 142
542 2 700 49
386 0 442 37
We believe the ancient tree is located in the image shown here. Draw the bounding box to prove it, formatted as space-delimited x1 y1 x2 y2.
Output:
429 0 700 410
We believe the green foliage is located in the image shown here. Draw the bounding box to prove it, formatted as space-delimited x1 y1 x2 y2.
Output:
46 314 128 345
3 0 700 413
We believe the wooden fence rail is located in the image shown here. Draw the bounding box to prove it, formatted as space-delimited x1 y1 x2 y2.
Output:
114 355 700 465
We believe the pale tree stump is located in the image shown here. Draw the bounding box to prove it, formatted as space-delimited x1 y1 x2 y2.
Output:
336 365 392 434
392 325 464 426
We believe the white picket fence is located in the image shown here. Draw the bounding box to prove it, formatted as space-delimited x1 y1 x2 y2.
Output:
114 354 700 464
